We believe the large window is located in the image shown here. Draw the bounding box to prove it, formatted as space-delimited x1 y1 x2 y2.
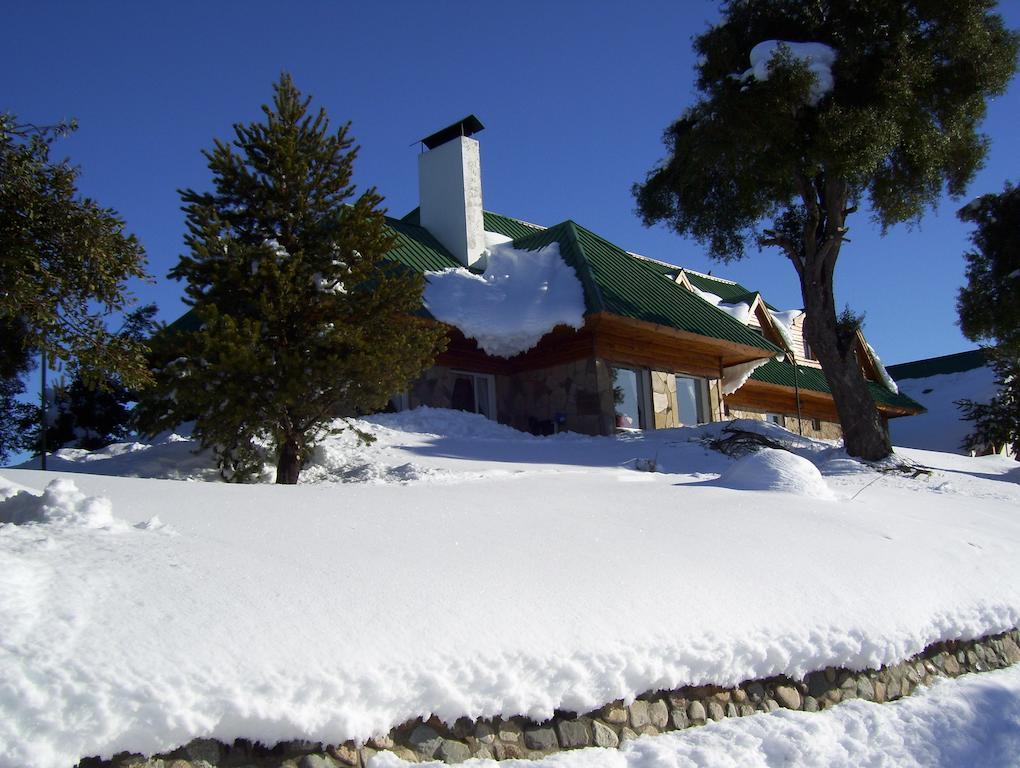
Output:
612 366 648 430
675 374 709 425
451 371 496 420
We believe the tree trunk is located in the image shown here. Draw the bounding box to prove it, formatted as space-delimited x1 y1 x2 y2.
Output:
276 437 302 484
785 174 892 462
800 280 892 461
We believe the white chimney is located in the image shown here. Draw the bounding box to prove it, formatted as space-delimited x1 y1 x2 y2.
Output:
417 116 486 269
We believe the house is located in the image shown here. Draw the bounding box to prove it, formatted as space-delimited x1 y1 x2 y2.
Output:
887 349 1012 457
168 116 923 438
384 117 922 438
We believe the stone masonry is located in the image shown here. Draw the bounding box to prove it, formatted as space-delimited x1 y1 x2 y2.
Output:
80 628 1020 768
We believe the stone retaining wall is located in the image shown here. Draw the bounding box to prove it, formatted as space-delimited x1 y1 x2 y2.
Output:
81 628 1020 768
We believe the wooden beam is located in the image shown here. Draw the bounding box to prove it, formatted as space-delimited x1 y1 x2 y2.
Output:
589 313 777 367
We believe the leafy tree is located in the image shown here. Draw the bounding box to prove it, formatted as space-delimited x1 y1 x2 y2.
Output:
138 75 446 483
957 183 1020 350
0 115 151 390
18 305 159 454
0 317 34 463
634 0 1017 460
955 184 1019 455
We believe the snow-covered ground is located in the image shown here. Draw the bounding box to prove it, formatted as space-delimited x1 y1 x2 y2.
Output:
891 364 1000 455
1 409 1019 767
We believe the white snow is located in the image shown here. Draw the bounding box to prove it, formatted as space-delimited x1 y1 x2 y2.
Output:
890 364 1001 454
691 287 754 325
372 666 1020 768
1 409 1019 767
720 358 771 395
864 340 899 394
744 41 838 105
0 477 124 529
715 447 835 500
423 237 586 358
768 308 801 353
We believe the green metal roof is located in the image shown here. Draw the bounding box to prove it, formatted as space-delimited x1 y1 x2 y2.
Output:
498 219 780 355
885 349 987 382
169 209 780 356
402 207 546 241
384 215 462 273
751 359 925 412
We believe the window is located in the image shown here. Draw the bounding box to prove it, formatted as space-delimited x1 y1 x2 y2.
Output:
811 418 821 431
766 413 785 427
803 338 816 361
387 391 410 412
450 371 496 420
611 366 649 430
675 374 709 425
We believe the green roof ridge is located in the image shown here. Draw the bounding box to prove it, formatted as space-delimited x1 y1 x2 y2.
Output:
750 359 925 412
885 349 987 381
565 219 781 355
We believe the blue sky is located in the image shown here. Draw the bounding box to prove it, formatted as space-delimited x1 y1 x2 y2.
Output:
5 0 1019 366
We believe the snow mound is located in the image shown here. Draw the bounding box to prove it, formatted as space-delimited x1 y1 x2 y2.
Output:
717 448 835 500
424 240 586 358
366 406 536 441
744 40 837 105
0 478 123 529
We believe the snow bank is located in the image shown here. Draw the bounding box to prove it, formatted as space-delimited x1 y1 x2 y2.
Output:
0 478 122 529
424 238 585 357
1 410 1019 766
716 448 835 500
744 41 837 105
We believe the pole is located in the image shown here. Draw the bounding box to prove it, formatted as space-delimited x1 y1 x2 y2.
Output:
791 350 803 436
40 349 47 470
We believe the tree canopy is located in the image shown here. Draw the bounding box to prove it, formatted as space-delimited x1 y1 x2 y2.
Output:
955 182 1019 456
635 0 1017 460
138 75 446 483
0 115 151 389
957 183 1020 351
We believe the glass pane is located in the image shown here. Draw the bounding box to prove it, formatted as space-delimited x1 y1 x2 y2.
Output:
451 376 476 413
475 375 492 420
612 367 641 429
675 376 702 425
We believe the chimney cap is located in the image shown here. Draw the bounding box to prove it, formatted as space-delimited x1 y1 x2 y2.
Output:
418 115 485 150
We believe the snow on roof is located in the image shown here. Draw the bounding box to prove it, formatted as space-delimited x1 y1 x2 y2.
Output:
768 308 803 352
423 233 586 357
743 40 838 105
691 285 755 325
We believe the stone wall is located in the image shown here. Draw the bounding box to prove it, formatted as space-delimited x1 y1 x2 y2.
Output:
497 358 614 436
649 371 679 429
727 407 843 441
84 628 1020 768
408 366 464 412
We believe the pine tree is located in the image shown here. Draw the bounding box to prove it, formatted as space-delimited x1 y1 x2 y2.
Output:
138 75 446 483
956 349 1018 456
955 183 1020 456
634 0 1017 461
